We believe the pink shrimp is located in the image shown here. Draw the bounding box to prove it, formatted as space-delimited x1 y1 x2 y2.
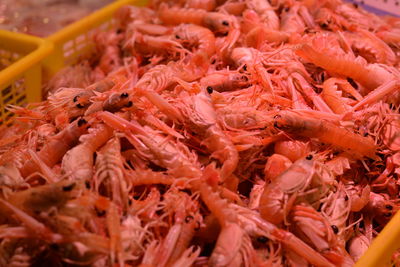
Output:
61 122 114 182
273 110 378 159
173 24 216 58
20 118 89 178
295 43 393 92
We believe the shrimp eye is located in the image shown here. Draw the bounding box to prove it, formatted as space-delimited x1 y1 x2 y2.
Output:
331 225 339 234
243 64 247 71
73 95 79 102
116 28 123 34
344 195 349 201
384 212 392 217
185 215 194 223
206 86 214 94
95 208 106 217
353 3 358 8
386 205 393 210
77 118 87 127
321 23 328 29
62 183 76 191
257 236 268 243
121 92 129 98
306 154 313 160
175 34 180 39
222 20 229 26
284 7 289 12
126 101 133 107
85 181 91 189
76 103 85 109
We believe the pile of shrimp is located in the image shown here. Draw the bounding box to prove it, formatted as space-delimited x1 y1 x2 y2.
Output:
1 0 400 266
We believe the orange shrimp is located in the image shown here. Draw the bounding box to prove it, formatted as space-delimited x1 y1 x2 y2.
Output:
263 154 292 182
290 204 353 266
158 4 233 34
321 78 355 114
273 110 378 159
274 139 311 162
295 43 393 92
174 24 216 58
61 122 114 181
95 137 129 209
19 118 89 178
200 70 250 92
259 154 315 225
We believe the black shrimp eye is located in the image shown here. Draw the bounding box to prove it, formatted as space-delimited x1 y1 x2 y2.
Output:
384 212 392 217
116 28 123 34
62 183 76 191
175 34 180 39
77 118 87 127
386 205 393 210
344 195 349 201
331 225 339 234
125 101 133 107
222 20 229 26
76 103 85 109
73 95 79 102
243 64 247 71
257 236 268 243
206 86 213 94
121 92 129 98
185 215 194 223
306 154 313 160
85 181 91 189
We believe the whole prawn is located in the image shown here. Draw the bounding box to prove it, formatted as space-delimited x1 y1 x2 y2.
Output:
273 110 377 159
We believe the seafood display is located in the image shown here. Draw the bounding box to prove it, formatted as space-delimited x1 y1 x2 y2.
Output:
1 0 400 266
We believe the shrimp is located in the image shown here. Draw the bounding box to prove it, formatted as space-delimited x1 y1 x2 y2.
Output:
259 154 316 225
348 233 370 262
263 154 292 182
19 118 89 178
274 139 310 162
6 179 78 215
200 70 250 92
321 78 355 114
153 191 202 267
190 178 254 267
320 184 351 245
95 137 129 209
97 111 202 179
232 204 336 267
180 90 239 184
174 24 216 58
295 43 394 92
273 110 378 159
61 122 114 181
290 204 353 266
246 0 279 30
158 4 233 34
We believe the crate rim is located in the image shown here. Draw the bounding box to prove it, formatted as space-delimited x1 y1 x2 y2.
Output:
0 30 53 88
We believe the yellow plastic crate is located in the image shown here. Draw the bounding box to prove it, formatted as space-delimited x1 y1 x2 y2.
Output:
0 0 399 264
45 0 148 77
0 30 53 125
